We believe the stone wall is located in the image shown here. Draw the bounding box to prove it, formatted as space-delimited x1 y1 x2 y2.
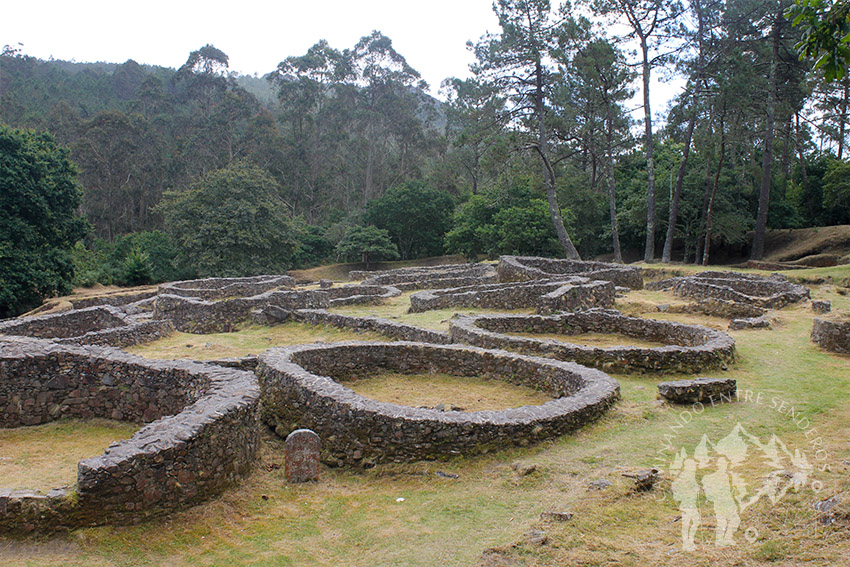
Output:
69 290 159 310
497 256 644 290
280 308 453 344
0 306 175 350
646 271 809 308
154 290 328 333
408 278 615 314
449 309 736 373
257 341 619 467
0 306 128 339
812 314 850 354
158 275 295 300
325 285 402 307
350 263 498 290
0 336 259 532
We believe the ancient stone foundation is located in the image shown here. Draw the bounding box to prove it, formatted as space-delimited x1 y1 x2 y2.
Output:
657 378 737 404
257 341 619 467
0 306 174 349
497 256 644 290
449 309 735 373
325 284 402 307
158 275 294 300
812 314 850 354
154 290 327 333
350 263 498 290
408 279 615 314
646 271 809 309
0 336 260 533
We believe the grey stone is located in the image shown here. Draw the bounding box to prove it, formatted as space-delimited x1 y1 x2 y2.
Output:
812 315 850 354
728 316 771 330
540 511 573 522
657 377 736 404
812 300 832 314
284 429 321 483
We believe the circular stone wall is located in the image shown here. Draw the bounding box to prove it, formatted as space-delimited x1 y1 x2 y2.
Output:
349 263 498 291
257 341 619 467
408 278 615 314
0 336 259 533
449 308 736 374
646 271 809 308
497 255 644 290
159 275 295 300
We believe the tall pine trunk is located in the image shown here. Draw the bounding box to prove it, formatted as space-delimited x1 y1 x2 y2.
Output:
605 98 623 263
751 2 782 261
641 37 657 261
535 60 580 260
663 0 705 263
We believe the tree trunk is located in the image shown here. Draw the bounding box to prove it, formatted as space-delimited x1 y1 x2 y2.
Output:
703 116 726 266
795 112 814 221
840 76 848 159
605 93 622 263
535 60 580 260
641 37 657 262
751 3 782 261
663 0 705 263
662 108 697 262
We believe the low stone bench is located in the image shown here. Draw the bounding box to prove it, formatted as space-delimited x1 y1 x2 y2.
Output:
657 377 737 404
728 315 772 330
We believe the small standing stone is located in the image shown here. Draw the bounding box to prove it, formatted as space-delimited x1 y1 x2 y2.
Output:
319 279 333 289
812 300 832 314
284 429 320 483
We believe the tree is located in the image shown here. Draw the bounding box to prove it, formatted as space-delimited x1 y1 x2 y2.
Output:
445 183 565 259
592 0 680 261
335 225 399 267
0 125 89 317
570 38 634 262
471 0 582 259
157 161 297 277
788 0 850 81
364 182 454 259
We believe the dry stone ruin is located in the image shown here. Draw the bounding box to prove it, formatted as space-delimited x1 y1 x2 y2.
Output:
1 258 817 533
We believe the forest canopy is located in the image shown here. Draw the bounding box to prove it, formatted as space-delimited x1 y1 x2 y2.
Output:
1 0 849 315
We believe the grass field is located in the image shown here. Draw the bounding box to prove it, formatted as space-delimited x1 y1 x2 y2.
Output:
340 371 554 412
125 322 389 360
3 265 850 566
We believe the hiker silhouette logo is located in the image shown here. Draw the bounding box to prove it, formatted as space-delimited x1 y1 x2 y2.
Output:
668 422 813 551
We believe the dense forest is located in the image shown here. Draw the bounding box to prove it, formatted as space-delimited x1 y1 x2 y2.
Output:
2 0 849 316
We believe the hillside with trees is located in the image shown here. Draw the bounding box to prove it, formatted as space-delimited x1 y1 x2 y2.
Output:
2 0 850 316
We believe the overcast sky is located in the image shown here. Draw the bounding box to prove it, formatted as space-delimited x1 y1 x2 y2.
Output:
4 1 500 93
3 0 681 114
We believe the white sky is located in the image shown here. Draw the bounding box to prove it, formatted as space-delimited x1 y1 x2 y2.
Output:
3 0 681 115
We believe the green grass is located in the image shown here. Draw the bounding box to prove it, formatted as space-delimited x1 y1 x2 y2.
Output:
125 322 389 360
0 419 139 492
341 371 553 411
329 290 534 331
6 269 850 566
